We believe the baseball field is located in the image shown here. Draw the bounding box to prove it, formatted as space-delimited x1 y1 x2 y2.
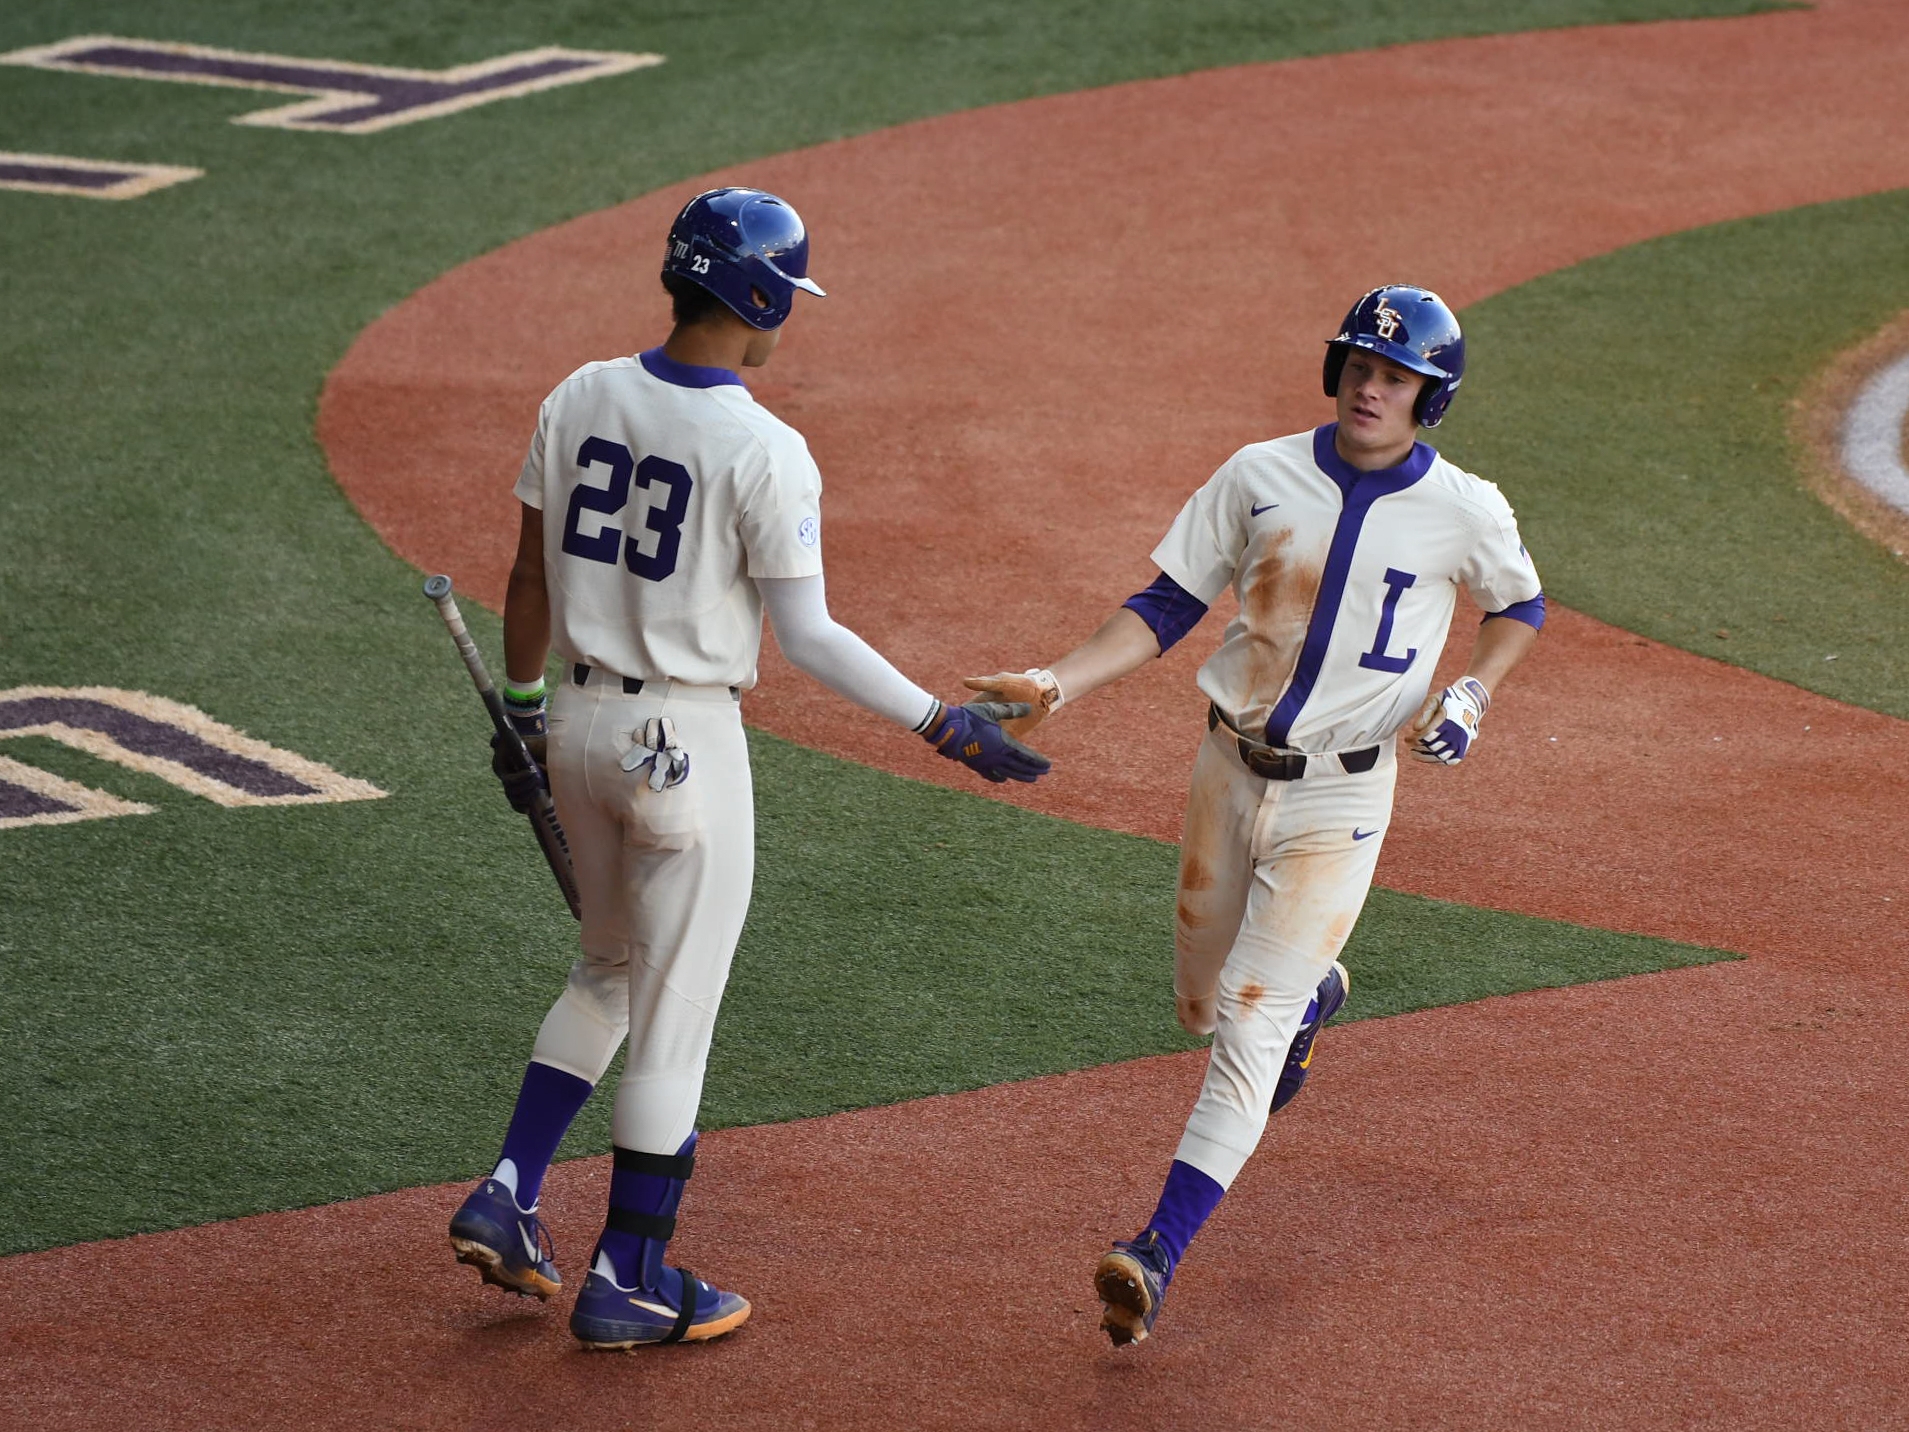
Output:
4 0 1906 1426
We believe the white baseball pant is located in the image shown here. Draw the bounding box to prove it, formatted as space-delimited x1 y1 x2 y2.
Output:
1172 722 1396 1187
526 675 753 1155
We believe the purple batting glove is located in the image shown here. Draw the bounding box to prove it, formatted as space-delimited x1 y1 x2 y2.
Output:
921 700 1052 784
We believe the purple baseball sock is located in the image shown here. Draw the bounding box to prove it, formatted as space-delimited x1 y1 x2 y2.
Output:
598 1132 698 1292
494 1059 593 1208
1143 1159 1226 1275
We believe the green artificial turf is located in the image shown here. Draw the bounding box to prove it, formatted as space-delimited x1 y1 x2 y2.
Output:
1437 191 1909 718
0 0 1789 1253
0 717 1732 1255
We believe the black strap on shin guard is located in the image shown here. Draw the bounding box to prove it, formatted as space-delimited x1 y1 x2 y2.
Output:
612 1145 696 1180
606 1206 676 1240
664 1269 699 1343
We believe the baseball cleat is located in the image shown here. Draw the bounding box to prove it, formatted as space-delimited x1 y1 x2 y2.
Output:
449 1178 562 1300
1095 1231 1172 1346
569 1249 751 1349
1271 960 1350 1113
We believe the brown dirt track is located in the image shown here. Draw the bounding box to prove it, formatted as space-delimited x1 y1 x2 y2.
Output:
15 3 1909 1429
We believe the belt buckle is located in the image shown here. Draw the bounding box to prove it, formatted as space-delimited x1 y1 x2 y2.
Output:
1238 739 1305 781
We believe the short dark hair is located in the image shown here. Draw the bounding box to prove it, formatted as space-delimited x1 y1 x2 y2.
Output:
661 271 727 327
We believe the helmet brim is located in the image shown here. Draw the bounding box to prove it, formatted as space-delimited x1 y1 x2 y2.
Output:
1328 333 1450 381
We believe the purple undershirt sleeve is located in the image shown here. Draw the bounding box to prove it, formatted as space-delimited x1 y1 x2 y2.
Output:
1484 592 1546 631
1122 571 1210 653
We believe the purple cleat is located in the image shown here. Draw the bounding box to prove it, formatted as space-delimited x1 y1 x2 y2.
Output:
1094 1230 1173 1346
1272 960 1350 1113
569 1248 751 1349
449 1175 561 1300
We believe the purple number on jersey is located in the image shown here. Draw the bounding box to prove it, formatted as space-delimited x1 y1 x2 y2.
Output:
559 438 693 583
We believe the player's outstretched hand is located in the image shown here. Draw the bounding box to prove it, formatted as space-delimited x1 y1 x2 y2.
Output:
1408 676 1490 765
491 731 548 813
960 669 1062 741
921 699 1051 784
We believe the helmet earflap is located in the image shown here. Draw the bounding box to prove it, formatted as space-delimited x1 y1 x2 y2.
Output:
1321 286 1466 428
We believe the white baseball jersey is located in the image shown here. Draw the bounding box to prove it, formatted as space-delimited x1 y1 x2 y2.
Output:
1151 425 1541 753
514 349 825 689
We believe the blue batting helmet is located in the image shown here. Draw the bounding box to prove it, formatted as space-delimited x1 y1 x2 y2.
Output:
1322 285 1466 427
662 187 825 331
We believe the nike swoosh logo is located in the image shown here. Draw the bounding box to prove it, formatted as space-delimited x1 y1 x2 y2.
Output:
519 1223 542 1261
627 1296 676 1317
1251 502 1280 516
1352 828 1378 841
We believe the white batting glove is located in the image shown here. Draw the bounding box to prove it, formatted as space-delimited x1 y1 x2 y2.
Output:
1409 676 1490 765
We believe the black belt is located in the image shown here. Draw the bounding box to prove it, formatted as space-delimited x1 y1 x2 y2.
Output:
1208 704 1379 781
574 663 645 695
572 664 741 700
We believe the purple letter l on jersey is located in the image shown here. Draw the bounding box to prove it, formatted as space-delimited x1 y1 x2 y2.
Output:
0 37 664 134
1357 568 1419 673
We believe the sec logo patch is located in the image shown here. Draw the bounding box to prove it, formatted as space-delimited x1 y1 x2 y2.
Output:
798 516 819 547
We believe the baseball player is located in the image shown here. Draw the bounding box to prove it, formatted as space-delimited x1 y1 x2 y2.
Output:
447 187 1048 1349
967 286 1544 1345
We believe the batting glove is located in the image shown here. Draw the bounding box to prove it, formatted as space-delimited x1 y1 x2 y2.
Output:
960 669 1063 741
921 700 1052 784
491 731 548 813
1409 676 1490 765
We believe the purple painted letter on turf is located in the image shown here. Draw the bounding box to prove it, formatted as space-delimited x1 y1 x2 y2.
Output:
0 37 664 134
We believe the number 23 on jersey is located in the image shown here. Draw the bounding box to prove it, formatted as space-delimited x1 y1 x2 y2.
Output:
559 436 693 582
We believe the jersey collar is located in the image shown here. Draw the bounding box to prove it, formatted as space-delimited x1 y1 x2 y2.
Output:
1312 424 1434 498
640 346 746 389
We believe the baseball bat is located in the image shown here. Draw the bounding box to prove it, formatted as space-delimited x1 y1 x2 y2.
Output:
423 573 583 920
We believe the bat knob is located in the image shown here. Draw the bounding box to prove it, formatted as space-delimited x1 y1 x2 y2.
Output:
422 574 453 601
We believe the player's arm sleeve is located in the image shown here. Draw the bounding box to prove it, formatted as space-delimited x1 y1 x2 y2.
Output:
756 574 939 731
1484 593 1546 631
1457 484 1544 621
511 402 550 511
1147 456 1250 605
1121 571 1211 653
738 432 826 580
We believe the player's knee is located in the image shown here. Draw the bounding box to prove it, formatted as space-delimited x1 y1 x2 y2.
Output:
1214 972 1308 1029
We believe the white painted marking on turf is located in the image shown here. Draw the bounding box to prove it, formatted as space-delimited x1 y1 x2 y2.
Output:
0 150 202 200
0 686 387 808
1841 350 1909 516
0 755 155 830
0 36 664 134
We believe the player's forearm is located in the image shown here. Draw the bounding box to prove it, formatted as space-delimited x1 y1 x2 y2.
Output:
1047 607 1163 705
503 570 551 686
1467 613 1539 695
757 575 937 729
503 506 551 686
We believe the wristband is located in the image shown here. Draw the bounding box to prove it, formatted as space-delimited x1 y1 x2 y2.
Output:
912 698 944 735
1455 675 1490 713
503 675 548 705
1023 668 1064 713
